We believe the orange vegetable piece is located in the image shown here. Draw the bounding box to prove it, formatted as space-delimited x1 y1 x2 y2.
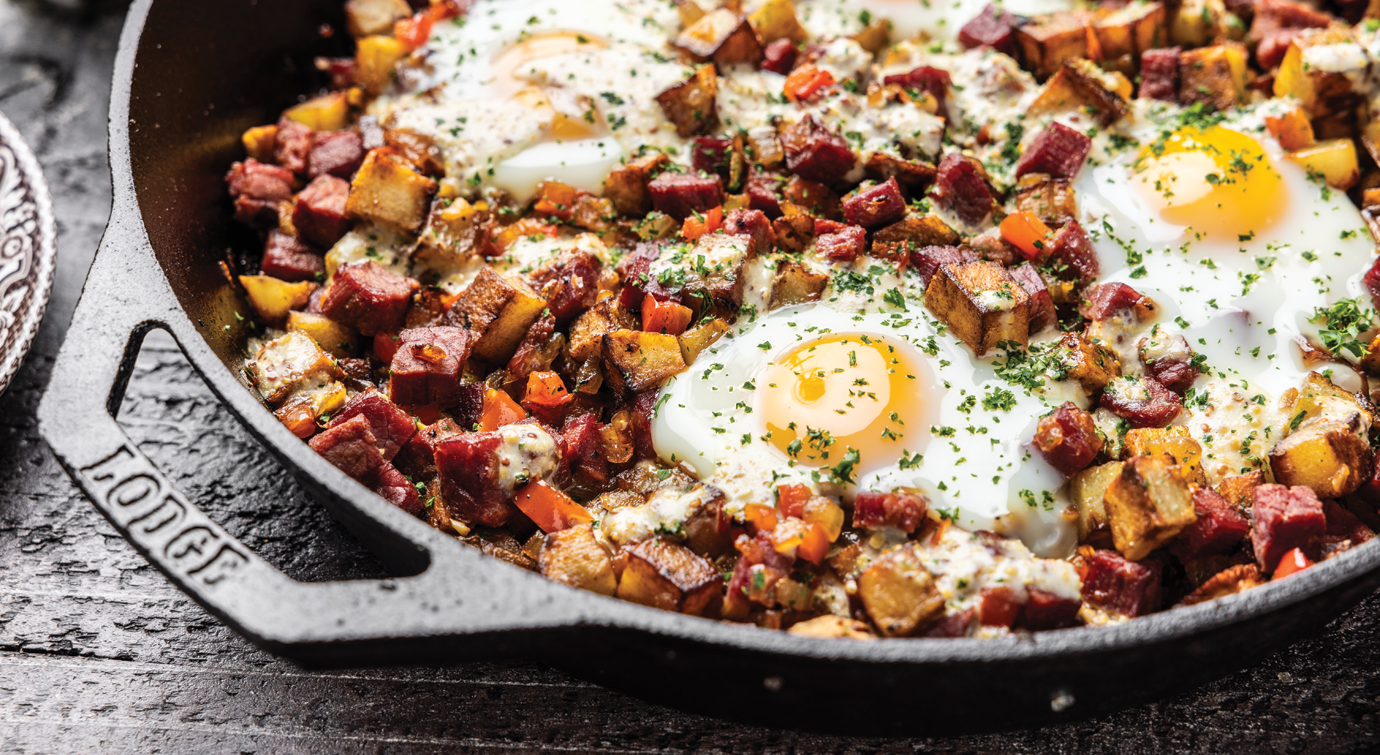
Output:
775 483 811 519
479 387 527 431
681 205 723 240
1273 547 1313 579
1264 109 1315 152
796 522 831 565
978 585 1021 627
533 181 581 221
488 217 558 255
784 64 835 102
641 293 694 336
744 503 779 533
999 211 1054 261
802 496 844 540
394 1 461 51
513 480 594 532
275 402 317 439
522 370 574 419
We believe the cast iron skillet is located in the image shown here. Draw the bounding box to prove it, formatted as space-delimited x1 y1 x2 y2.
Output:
36 0 1380 735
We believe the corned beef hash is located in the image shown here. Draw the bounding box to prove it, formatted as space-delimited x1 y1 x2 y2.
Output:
229 0 1380 638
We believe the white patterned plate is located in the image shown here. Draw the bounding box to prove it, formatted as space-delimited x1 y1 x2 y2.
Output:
0 110 56 396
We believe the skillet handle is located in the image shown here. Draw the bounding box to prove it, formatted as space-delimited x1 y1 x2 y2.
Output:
37 233 583 663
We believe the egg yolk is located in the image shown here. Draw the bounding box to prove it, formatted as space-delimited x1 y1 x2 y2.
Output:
759 334 931 476
1131 125 1287 241
494 32 607 140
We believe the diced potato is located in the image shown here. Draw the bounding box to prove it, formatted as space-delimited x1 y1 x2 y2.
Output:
1103 453 1198 561
241 124 277 163
1014 12 1091 79
1169 0 1228 47
568 298 636 363
346 149 437 233
656 65 718 138
1289 139 1360 191
287 311 356 358
787 614 876 640
415 197 489 267
770 259 830 309
1069 461 1122 547
355 35 409 95
1014 173 1079 226
1274 29 1366 119
539 523 617 596
1029 59 1129 127
284 92 350 132
1361 120 1380 168
857 542 945 637
345 0 410 37
452 267 548 363
239 275 317 323
1094 2 1167 62
924 261 1030 357
678 318 730 365
1269 419 1371 498
1057 331 1122 392
1124 427 1205 484
602 330 689 397
247 331 343 406
604 153 670 217
674 9 762 65
677 0 709 27
615 538 722 616
1265 108 1315 152
1217 471 1263 515
1178 43 1248 112
749 0 807 44
850 20 891 54
872 214 961 248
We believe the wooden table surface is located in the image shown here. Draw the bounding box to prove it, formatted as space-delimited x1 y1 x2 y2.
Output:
3 2 1380 752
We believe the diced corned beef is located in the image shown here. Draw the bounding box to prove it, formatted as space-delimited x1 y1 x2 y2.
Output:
315 56 356 90
720 208 776 256
1047 220 1100 285
1319 500 1375 558
507 312 557 382
1079 281 1151 321
911 245 975 287
226 159 294 201
1034 402 1103 475
761 38 798 74
274 117 314 174
691 136 733 176
852 489 927 533
615 242 665 308
727 532 794 608
1081 549 1163 617
627 389 661 461
1363 256 1380 311
394 417 464 481
260 230 324 282
372 463 423 515
435 431 520 527
1257 30 1305 70
816 225 867 261
1009 263 1055 333
1015 122 1092 180
562 413 609 486
648 172 723 220
1169 488 1251 561
234 197 282 228
1100 375 1182 428
1138 48 1181 101
389 326 473 407
1139 332 1198 392
746 170 784 217
337 357 371 381
307 129 365 178
842 178 906 230
1014 588 1081 630
1251 0 1331 42
977 585 1021 627
533 251 600 324
931 154 994 226
814 218 846 235
883 66 952 121
452 383 486 432
780 114 856 184
292 174 353 247
329 388 418 462
321 261 420 336
922 607 976 637
958 3 1025 56
1252 484 1326 573
309 415 385 482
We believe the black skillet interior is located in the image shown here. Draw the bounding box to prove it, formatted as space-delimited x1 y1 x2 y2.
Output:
36 0 1380 736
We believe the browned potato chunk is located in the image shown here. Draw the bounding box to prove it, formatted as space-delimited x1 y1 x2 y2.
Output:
1179 44 1248 112
568 298 636 363
539 523 617 596
287 311 356 359
1104 453 1198 561
749 0 807 44
354 35 409 95
872 214 961 249
239 275 317 324
656 65 718 138
925 261 1030 357
1057 331 1122 393
787 614 876 640
284 92 350 132
1069 461 1122 547
346 149 437 233
1094 2 1167 63
678 318 730 365
616 538 722 616
1015 173 1079 226
247 331 343 406
857 543 945 637
602 330 689 397
604 154 670 217
345 0 410 37
415 197 489 267
674 9 764 66
1217 471 1263 515
451 267 548 363
1269 419 1372 498
1289 139 1360 191
1274 29 1366 120
1169 0 1229 47
241 124 278 163
850 19 891 54
1124 427 1205 484
1015 12 1091 79
770 259 830 309
1029 59 1130 127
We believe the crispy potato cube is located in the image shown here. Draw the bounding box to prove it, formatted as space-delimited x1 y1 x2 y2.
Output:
602 330 689 397
616 538 722 616
567 298 635 363
677 0 709 26
857 543 945 637
248 331 343 406
241 124 278 163
1104 453 1198 561
850 19 892 54
1274 29 1366 120
603 154 670 217
416 197 488 267
1069 461 1122 547
1292 371 1371 420
1289 139 1360 191
539 523 617 596
749 0 807 44
787 614 876 640
1217 471 1264 515
345 0 410 37
1015 12 1090 79
1030 59 1130 126
1179 44 1248 112
355 35 408 95
1170 0 1228 47
287 311 356 358
452 267 547 363
1015 173 1079 226
346 149 437 233
1094 2 1167 62
674 9 763 66
239 275 317 323
656 65 718 138
872 214 961 248
284 92 350 132
1269 419 1371 498
1265 108 1315 152
924 261 1030 357
1124 427 1205 484
770 259 830 309
678 318 730 365
1057 331 1122 392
